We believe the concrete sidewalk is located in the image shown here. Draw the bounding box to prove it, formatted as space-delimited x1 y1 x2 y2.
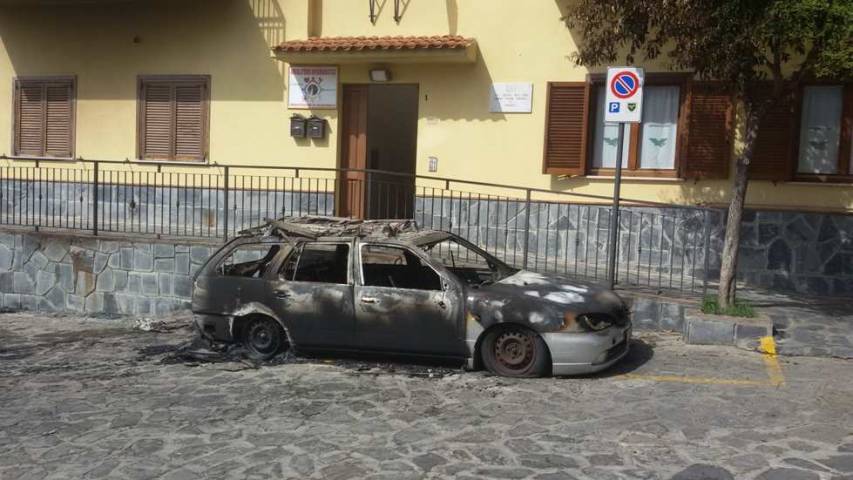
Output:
623 287 853 360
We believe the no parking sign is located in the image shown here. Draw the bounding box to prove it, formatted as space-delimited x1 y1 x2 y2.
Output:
604 67 644 123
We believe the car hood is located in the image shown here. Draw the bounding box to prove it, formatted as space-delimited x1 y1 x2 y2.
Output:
466 270 628 333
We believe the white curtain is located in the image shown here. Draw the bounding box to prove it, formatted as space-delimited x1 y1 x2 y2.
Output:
798 86 842 174
638 86 680 169
592 87 630 169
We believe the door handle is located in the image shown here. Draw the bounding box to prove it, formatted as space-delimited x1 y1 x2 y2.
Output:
275 291 290 299
361 297 378 304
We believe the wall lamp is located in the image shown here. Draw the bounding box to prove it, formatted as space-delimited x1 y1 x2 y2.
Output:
369 68 392 82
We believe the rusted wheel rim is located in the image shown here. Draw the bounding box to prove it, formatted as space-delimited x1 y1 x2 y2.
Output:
247 321 277 354
494 331 534 371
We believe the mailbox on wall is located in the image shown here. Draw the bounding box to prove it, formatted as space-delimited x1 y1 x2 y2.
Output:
290 114 307 138
307 116 326 139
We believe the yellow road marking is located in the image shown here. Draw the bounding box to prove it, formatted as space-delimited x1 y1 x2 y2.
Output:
760 336 786 387
616 373 768 386
615 336 786 387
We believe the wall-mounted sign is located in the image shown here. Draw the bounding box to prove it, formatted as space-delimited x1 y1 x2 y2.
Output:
489 83 533 113
288 66 338 109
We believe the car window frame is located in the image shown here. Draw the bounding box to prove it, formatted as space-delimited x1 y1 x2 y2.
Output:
214 240 288 280
358 242 446 292
280 240 353 286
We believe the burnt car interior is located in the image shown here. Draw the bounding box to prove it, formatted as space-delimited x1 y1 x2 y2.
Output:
361 245 442 290
422 238 514 287
219 244 282 278
281 243 349 284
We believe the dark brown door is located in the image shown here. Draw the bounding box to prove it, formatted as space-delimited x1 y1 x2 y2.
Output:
338 85 369 218
338 84 418 219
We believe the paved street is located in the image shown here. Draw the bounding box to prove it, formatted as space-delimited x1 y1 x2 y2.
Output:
1 313 852 480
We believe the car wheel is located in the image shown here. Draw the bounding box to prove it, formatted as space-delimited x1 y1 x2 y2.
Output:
482 326 549 378
242 317 287 360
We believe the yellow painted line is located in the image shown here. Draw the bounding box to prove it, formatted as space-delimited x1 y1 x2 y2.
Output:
617 373 768 386
759 336 786 387
616 336 785 388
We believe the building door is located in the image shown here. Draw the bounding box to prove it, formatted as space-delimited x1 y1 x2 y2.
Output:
338 84 418 219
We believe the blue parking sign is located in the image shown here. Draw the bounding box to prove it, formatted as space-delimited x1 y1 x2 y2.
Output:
608 102 620 113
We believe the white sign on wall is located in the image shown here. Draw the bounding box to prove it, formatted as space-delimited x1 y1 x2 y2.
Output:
288 66 338 109
490 83 533 113
604 67 644 123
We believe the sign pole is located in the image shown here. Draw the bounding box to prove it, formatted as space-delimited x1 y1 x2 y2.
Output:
603 66 643 290
607 123 625 289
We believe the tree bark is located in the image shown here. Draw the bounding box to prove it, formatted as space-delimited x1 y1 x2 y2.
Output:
718 103 762 309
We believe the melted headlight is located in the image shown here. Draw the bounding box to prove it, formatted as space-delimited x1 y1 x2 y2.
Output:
578 313 613 331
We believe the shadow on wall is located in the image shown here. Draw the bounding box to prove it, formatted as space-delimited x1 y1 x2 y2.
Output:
0 0 286 102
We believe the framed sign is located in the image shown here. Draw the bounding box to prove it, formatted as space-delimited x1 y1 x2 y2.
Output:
490 83 533 113
604 67 644 123
288 66 338 109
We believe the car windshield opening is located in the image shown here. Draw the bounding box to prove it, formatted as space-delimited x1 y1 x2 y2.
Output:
421 237 515 287
218 243 285 278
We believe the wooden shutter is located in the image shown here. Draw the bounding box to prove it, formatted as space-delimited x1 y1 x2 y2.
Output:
748 83 795 181
682 82 733 179
13 78 74 158
44 83 74 158
138 77 208 161
141 83 174 160
174 84 205 160
542 82 590 175
14 83 45 157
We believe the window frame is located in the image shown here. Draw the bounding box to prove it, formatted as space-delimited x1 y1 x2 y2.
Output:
358 243 444 291
282 241 352 285
585 73 690 178
136 74 211 163
215 241 286 279
791 82 853 183
11 75 77 160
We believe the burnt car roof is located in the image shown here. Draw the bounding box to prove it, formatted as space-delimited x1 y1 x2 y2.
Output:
237 216 451 246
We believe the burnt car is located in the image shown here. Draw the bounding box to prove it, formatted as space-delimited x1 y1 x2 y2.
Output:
192 217 631 377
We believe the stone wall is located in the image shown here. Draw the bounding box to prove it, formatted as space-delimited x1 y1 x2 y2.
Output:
734 210 853 296
0 232 216 315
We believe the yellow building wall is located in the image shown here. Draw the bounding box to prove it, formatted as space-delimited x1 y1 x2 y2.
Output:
0 0 850 212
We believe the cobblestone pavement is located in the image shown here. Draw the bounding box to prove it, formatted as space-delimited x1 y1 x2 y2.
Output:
1 313 852 480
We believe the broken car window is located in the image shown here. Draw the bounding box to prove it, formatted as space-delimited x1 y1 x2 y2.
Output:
361 245 442 291
423 238 512 287
218 243 283 278
281 243 349 285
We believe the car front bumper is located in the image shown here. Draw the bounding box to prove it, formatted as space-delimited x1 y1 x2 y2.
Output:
543 325 631 376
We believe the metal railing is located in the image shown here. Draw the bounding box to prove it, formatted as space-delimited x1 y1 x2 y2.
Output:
0 157 721 295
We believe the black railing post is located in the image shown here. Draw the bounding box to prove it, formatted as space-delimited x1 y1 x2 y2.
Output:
522 189 531 269
701 209 712 299
92 161 99 236
223 165 230 241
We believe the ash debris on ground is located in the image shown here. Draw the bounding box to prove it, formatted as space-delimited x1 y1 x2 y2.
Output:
136 319 465 378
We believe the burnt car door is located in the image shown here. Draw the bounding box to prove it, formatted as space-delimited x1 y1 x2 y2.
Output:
354 242 466 356
198 240 287 318
271 241 356 348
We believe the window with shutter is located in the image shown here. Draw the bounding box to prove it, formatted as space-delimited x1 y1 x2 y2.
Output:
683 82 733 179
13 77 75 159
542 82 589 175
583 74 691 178
138 76 209 162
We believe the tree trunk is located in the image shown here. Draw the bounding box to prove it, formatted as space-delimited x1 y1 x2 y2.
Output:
718 104 762 309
